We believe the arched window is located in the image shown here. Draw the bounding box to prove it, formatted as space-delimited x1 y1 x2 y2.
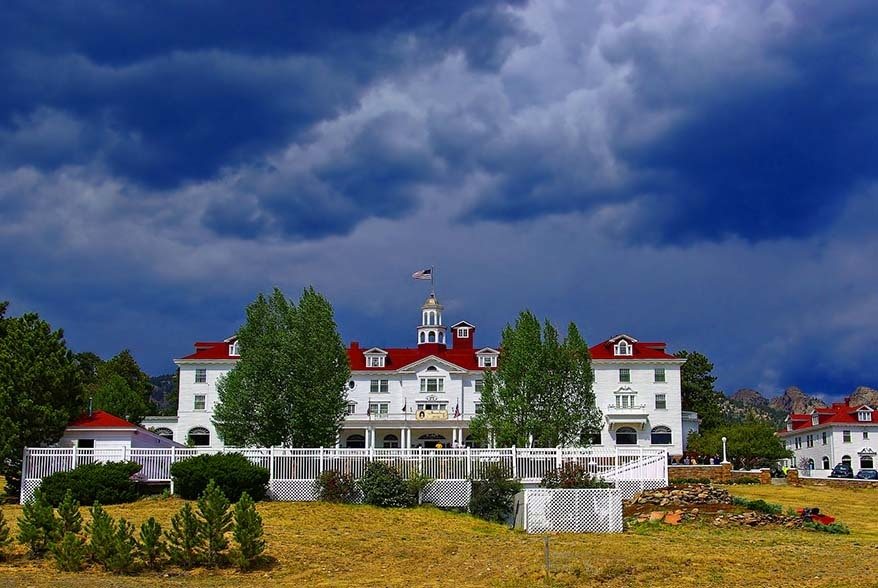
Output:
187 427 210 447
428 331 436 343
464 434 479 448
650 426 672 445
426 366 438 372
346 434 365 449
439 332 445 343
861 455 874 469
420 332 426 343
615 427 638 445
842 455 852 466
383 434 399 448
807 458 815 470
822 456 830 469
153 428 174 441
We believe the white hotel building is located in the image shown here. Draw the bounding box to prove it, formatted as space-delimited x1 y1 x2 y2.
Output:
145 294 696 455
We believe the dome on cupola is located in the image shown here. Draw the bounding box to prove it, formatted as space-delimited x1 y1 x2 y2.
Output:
422 293 443 309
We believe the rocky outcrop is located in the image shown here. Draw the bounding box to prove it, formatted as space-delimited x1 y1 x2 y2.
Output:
628 484 732 507
849 386 878 408
730 388 769 407
768 386 826 414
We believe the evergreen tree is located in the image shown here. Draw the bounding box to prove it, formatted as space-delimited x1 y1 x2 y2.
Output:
0 308 84 496
57 489 83 535
51 531 86 572
165 502 203 568
106 517 138 574
17 489 59 557
471 312 602 447
86 502 115 568
138 517 165 569
675 350 724 431
197 480 232 567
231 492 265 571
0 508 13 560
92 373 151 425
214 287 350 447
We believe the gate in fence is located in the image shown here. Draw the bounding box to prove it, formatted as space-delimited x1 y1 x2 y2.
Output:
20 446 667 505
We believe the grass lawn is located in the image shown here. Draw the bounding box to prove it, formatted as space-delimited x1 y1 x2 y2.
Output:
1 483 875 587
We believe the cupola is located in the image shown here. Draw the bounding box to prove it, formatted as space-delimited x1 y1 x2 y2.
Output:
417 294 447 349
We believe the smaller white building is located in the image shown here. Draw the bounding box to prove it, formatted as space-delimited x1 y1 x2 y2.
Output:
778 401 877 476
60 410 182 450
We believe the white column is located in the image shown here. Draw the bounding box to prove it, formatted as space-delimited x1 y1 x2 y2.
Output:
400 428 405 449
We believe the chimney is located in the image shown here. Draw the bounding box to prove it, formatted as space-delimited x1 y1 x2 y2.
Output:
350 341 360 350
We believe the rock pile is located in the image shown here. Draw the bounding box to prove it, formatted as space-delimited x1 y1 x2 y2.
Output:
713 512 802 528
628 484 732 507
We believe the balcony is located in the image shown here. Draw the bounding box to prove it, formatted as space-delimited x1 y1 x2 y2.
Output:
345 411 468 424
604 404 649 431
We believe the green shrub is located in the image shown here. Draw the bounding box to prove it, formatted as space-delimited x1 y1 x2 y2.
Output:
170 453 268 502
468 463 522 523
731 497 782 514
804 521 850 534
0 509 12 560
539 462 611 489
728 477 760 485
406 471 433 505
106 518 138 574
57 489 83 535
359 462 416 508
138 517 165 569
17 489 59 557
165 502 203 568
198 480 232 567
51 531 86 572
315 470 359 503
86 502 116 568
231 492 265 571
39 462 143 506
672 477 713 485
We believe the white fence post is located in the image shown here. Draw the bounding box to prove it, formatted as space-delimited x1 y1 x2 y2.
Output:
71 445 77 470
512 445 518 479
466 446 472 479
319 446 324 476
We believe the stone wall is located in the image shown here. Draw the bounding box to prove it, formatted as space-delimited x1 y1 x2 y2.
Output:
669 464 770 484
793 474 878 489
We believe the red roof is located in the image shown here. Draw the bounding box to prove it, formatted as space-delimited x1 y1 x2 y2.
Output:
588 337 677 360
68 410 138 429
782 402 877 433
179 340 236 360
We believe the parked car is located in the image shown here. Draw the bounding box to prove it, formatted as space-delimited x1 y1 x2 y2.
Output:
829 463 854 478
855 468 878 480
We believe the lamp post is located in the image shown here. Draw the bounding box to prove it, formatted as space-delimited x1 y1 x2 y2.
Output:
721 436 729 464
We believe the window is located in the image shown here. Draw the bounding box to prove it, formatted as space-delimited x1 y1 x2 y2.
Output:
420 377 444 393
195 368 207 383
794 437 801 450
655 394 667 410
370 379 389 394
861 455 874 469
345 403 356 415
229 341 240 356
822 431 828 445
428 332 436 343
457 327 469 338
416 402 447 412
474 402 483 415
807 458 815 470
368 402 389 416
806 434 814 448
615 394 637 409
188 427 210 446
858 411 872 422
619 368 630 383
366 355 385 368
614 341 632 356
650 426 672 445
865 431 870 440
420 332 426 343
77 439 94 448
346 434 365 448
843 430 851 443
654 368 666 383
194 394 206 410
479 355 496 368
383 434 399 449
153 428 174 441
822 456 830 469
615 427 638 445
474 380 484 394
842 455 852 466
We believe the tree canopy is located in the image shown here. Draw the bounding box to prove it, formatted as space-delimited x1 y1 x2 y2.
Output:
213 287 350 447
470 311 602 447
675 350 724 431
81 349 154 424
686 419 791 468
0 304 84 495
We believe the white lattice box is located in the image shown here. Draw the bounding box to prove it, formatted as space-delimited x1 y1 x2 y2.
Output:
513 488 623 534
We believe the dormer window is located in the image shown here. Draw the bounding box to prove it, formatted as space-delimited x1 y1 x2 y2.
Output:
614 340 633 356
366 355 385 368
859 411 873 422
812 414 819 426
229 341 240 357
479 356 495 368
457 327 469 338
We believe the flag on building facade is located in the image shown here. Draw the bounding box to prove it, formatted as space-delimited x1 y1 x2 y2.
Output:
402 399 407 412
412 268 432 280
453 403 460 418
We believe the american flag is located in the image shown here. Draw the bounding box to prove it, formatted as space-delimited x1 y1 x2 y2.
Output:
453 403 460 418
412 268 432 280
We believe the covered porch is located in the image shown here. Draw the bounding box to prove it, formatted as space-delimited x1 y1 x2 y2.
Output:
339 424 479 449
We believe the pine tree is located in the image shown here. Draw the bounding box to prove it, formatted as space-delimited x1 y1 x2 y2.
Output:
51 532 86 571
164 502 203 568
197 480 232 567
86 502 115 568
231 492 265 571
138 517 165 569
57 489 83 535
17 489 59 557
0 508 13 560
106 517 137 574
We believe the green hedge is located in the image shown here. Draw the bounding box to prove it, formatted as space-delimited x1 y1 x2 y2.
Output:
170 453 269 502
39 462 143 506
469 463 521 523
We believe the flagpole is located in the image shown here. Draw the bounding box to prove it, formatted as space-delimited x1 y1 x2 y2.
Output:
431 265 435 295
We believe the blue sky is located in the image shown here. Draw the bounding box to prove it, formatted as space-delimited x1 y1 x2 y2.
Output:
2 1 877 399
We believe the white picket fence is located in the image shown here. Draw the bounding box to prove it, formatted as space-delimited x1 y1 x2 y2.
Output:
20 446 667 505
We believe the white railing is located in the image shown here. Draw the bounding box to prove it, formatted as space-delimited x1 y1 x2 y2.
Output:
21 446 667 503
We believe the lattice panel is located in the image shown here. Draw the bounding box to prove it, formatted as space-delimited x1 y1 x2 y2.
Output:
20 480 41 504
614 479 666 501
421 479 471 508
270 480 320 502
520 489 623 534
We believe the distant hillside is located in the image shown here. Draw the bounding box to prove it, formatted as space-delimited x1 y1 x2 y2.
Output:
149 373 178 415
722 385 878 427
